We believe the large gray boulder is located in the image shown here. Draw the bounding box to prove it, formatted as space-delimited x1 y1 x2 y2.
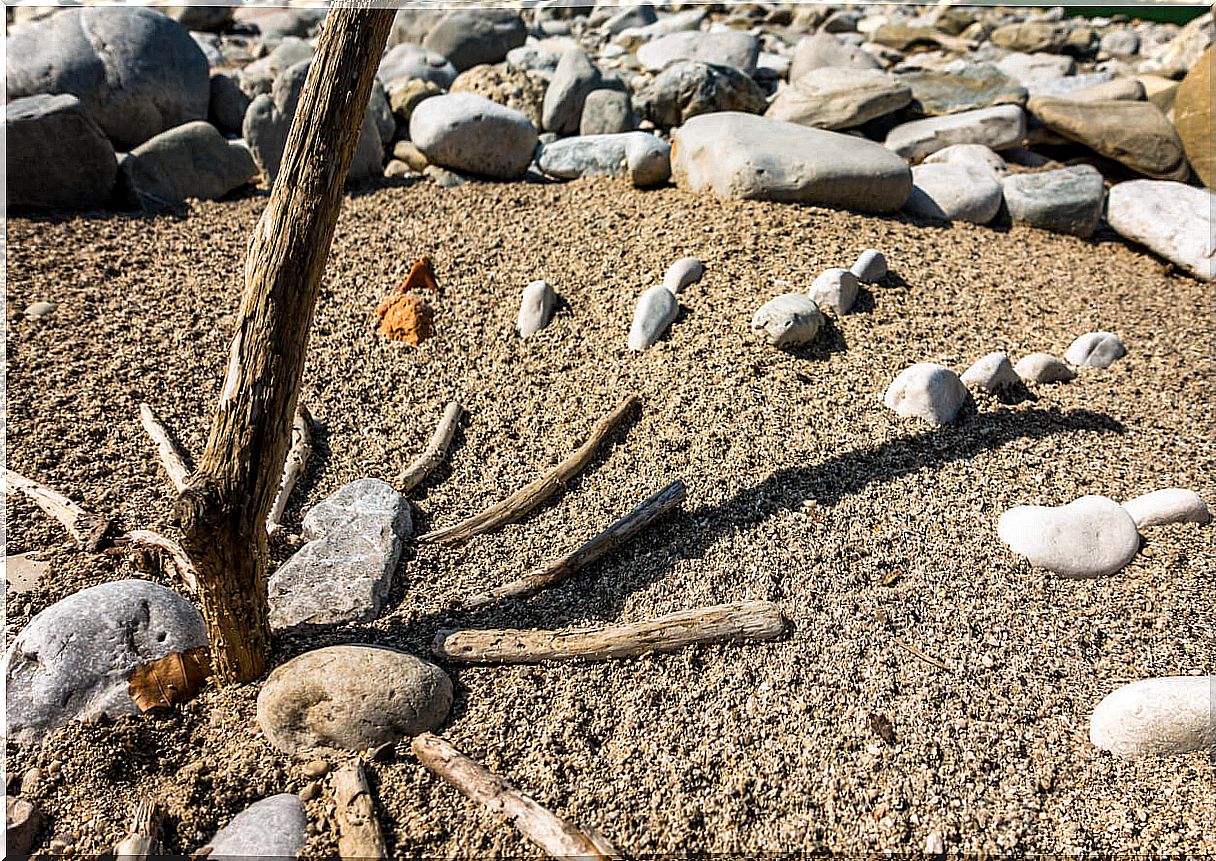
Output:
6 94 117 210
542 48 602 135
378 42 457 89
422 10 527 72
636 30 760 76
537 132 671 187
670 112 912 213
634 61 767 129
410 93 538 179
6 6 210 150
120 121 257 208
1002 165 1106 238
767 67 911 130
1105 180 1215 281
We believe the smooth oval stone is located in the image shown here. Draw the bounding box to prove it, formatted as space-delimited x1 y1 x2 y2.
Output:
751 293 824 348
203 795 307 861
23 301 58 320
850 249 887 283
636 30 759 76
541 47 601 135
1064 331 1126 368
535 132 670 187
923 143 1009 178
627 284 679 351
518 279 556 337
1122 489 1211 529
808 268 860 314
997 495 1140 578
3 580 207 747
662 257 704 294
1014 352 1076 383
1002 164 1106 238
256 645 452 758
961 351 1019 392
409 93 538 180
883 363 968 425
905 162 1004 224
1090 676 1216 758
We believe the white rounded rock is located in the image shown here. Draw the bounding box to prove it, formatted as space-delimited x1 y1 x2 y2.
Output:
850 248 887 283
905 162 1004 225
409 93 538 180
922 143 1009 178
809 267 859 314
883 363 968 425
627 284 678 351
1122 488 1211 529
961 352 1020 393
1014 352 1076 383
997 495 1140 578
1064 331 1126 369
662 257 704 294
517 279 556 337
751 293 824 348
1090 676 1216 758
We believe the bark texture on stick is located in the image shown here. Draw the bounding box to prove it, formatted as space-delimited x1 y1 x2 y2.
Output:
419 396 639 546
399 400 463 493
333 761 388 861
4 468 111 551
139 404 192 492
266 403 314 537
412 733 619 860
123 529 198 592
434 600 786 664
175 4 396 683
458 479 686 609
114 797 161 861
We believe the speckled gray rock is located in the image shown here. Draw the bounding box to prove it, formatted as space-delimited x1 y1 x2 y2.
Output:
6 6 210 149
6 94 117 211
637 30 759 76
268 479 411 630
1122 489 1211 529
634 62 767 129
766 67 911 131
751 294 824 349
1064 331 1126 368
809 268 860 315
905 163 1003 224
1100 29 1141 59
378 43 457 89
900 63 1027 116
542 48 601 134
628 285 679 351
409 93 538 179
518 279 556 337
536 132 670 187
423 10 527 72
506 45 561 76
885 105 1027 163
580 89 637 135
1014 353 1076 383
1105 181 1214 281
3 580 207 746
202 795 307 861
672 112 912 213
1025 71 1115 99
883 363 968 425
1002 165 1105 238
996 52 1076 85
789 32 881 81
1090 676 1216 758
850 249 888 283
256 645 453 757
922 144 1009 178
961 352 1020 393
997 495 1140 578
120 121 257 208
662 257 704 294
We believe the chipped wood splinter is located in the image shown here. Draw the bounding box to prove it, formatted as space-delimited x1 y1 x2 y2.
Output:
412 732 619 860
122 529 198 591
114 797 161 861
399 400 463 493
418 396 640 546
434 600 786 664
267 404 314 537
139 403 193 492
4 468 112 551
333 760 388 861
458 479 687 610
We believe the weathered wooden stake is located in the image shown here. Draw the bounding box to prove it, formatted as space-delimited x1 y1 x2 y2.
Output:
176 3 396 683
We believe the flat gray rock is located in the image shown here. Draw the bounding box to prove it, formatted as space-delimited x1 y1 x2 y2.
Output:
6 94 116 211
789 32 881 81
922 143 1009 178
900 62 1027 116
634 61 767 129
1105 180 1214 281
256 645 452 758
536 132 670 187
203 795 307 861
767 67 911 131
268 478 411 630
3 579 207 747
850 249 888 283
1025 70 1115 99
409 93 538 180
628 285 679 351
378 42 457 89
506 45 561 76
542 48 601 134
637 30 759 76
1014 352 1076 383
518 279 556 337
423 10 527 72
1064 331 1126 368
997 495 1140 578
751 294 824 349
671 112 912 213
905 162 1003 224
961 352 1020 393
580 88 637 136
885 105 1027 163
883 363 968 425
1090 676 1216 758
1122 489 1211 529
809 268 859 314
996 51 1076 85
1003 164 1105 238
120 121 257 208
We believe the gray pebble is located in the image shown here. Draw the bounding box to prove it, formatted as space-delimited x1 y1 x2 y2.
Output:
751 294 824 349
202 795 307 861
1122 488 1211 529
883 363 968 425
809 268 859 314
1014 352 1075 383
661 257 704 295
850 249 887 283
518 279 556 337
997 495 1139 578
960 351 1020 393
627 284 679 351
1064 331 1126 369
23 301 57 320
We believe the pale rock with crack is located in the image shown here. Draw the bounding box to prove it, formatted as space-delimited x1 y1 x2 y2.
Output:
628 285 679 351
1090 676 1216 758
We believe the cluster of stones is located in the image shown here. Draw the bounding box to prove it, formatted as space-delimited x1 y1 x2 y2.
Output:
6 3 1213 279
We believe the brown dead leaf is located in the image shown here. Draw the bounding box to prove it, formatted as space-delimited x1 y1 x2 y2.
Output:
868 712 896 744
128 647 212 712
400 255 440 294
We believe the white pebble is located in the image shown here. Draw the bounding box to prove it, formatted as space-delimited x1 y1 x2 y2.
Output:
1064 331 1126 368
1014 352 1076 383
517 279 556 338
23 301 57 320
1122 488 1211 529
751 294 823 349
809 267 859 314
997 495 1139 578
661 257 704 294
850 248 887 283
960 352 1019 393
883 363 968 425
1090 676 1216 758
627 285 678 351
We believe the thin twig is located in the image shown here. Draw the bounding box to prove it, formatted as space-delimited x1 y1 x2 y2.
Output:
457 479 686 610
139 404 192 493
267 403 314 537
418 396 639 546
122 529 199 592
4 468 112 551
412 733 620 860
434 600 786 664
893 638 951 671
399 400 463 493
333 760 388 861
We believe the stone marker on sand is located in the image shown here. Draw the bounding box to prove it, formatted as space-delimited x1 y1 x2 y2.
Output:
628 284 679 351
662 257 705 294
1014 353 1075 383
1064 331 1126 368
1090 676 1216 758
997 495 1140 578
850 249 887 283
961 352 1020 393
1122 489 1211 529
808 268 860 314
518 279 557 337
751 294 824 349
883 363 968 425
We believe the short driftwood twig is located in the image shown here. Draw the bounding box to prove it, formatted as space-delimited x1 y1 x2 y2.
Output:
399 400 463 493
893 638 951 671
434 600 785 664
418 396 639 546
4 468 112 551
122 529 199 592
114 797 161 860
333 760 388 861
458 479 686 610
412 732 619 860
267 403 314 537
139 403 193 493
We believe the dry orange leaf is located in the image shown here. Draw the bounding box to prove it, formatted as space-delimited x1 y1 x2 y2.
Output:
128 647 212 712
400 255 440 295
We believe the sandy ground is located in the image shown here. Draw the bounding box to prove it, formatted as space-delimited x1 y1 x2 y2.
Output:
4 177 1214 857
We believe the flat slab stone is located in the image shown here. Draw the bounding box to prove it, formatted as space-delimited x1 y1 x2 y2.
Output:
885 105 1027 163
637 30 759 76
1002 164 1105 238
1105 180 1214 281
536 132 670 187
997 495 1140 578
767 67 911 131
900 63 1027 116
1090 676 1216 758
203 795 307 861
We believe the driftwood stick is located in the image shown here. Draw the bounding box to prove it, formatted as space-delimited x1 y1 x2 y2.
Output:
399 401 463 493
418 396 639 546
139 404 192 493
123 529 198 592
412 733 619 860
434 600 785 664
4 468 111 551
114 797 161 861
267 404 314 537
333 761 388 861
458 479 686 610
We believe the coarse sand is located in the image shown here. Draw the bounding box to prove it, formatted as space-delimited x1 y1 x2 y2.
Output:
4 178 1214 856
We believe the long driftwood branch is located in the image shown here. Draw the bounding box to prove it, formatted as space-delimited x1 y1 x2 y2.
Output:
434 600 786 664
333 761 388 861
266 403 314 537
122 529 199 592
139 404 192 493
4 468 111 551
457 479 686 610
418 396 640 546
399 400 463 493
412 733 619 860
